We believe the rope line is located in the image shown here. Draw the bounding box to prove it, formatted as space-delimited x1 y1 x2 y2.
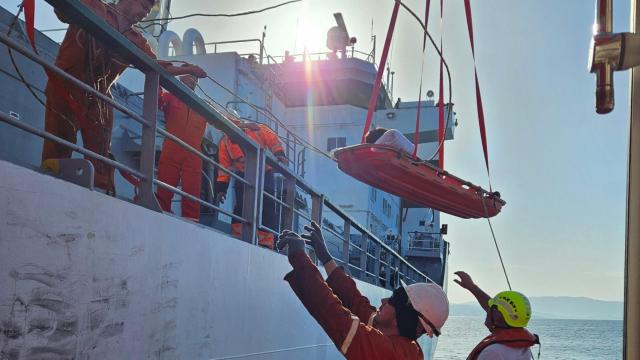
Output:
480 196 511 290
397 1 453 162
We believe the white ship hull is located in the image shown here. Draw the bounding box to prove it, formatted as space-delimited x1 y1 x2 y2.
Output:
0 160 435 359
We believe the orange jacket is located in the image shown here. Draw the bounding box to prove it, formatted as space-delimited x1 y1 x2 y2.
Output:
159 91 207 149
216 124 285 186
284 251 424 360
467 328 539 360
51 0 156 107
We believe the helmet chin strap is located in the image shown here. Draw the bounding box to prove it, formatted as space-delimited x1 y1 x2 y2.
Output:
489 308 510 331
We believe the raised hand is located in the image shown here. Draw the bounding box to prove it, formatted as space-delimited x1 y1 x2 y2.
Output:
453 271 475 290
277 230 307 256
301 221 332 264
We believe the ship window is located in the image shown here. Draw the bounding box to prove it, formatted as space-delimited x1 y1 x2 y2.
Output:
327 137 346 151
383 198 391 218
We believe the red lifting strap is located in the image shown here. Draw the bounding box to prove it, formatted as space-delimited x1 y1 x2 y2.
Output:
334 144 505 219
22 0 36 51
463 0 491 180
361 0 401 143
437 0 445 169
21 0 90 131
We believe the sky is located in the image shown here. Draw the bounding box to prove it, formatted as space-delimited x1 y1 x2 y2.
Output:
2 0 631 304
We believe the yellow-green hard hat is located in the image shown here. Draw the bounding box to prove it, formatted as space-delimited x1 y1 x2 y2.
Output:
487 291 532 328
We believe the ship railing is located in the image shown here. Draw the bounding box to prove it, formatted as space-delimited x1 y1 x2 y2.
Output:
267 48 376 64
407 231 443 252
222 100 307 177
0 0 429 288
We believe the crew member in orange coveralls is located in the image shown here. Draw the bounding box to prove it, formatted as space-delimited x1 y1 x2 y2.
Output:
277 222 450 360
41 0 206 194
215 118 287 248
156 74 207 221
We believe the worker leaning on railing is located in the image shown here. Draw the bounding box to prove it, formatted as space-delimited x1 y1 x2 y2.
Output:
214 116 287 248
41 0 206 195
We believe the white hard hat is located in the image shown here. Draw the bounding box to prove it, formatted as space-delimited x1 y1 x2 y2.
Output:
402 281 449 337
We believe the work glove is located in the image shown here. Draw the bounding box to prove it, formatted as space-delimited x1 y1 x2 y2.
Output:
277 230 307 257
301 221 332 265
215 192 226 204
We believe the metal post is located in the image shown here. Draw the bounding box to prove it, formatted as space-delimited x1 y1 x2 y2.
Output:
309 194 324 264
282 176 296 230
242 146 262 245
385 255 392 289
390 71 395 101
371 35 376 63
386 64 391 92
360 233 369 278
311 194 323 224
626 2 640 358
259 26 266 64
342 220 351 272
138 73 161 211
374 242 382 286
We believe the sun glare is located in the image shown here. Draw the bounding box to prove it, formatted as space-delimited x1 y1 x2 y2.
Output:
295 18 326 54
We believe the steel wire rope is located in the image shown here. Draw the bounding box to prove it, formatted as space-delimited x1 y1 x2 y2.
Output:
402 1 511 290
5 4 141 128
397 1 453 163
480 196 512 290
4 4 162 197
6 4 47 107
137 0 302 28
4 3 89 140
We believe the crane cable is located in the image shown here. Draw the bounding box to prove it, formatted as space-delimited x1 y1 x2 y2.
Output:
463 0 510 290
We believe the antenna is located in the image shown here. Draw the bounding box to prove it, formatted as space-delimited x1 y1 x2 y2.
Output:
327 13 357 58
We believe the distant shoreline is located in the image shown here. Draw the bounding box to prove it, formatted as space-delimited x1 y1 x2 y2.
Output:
450 296 623 321
447 315 623 321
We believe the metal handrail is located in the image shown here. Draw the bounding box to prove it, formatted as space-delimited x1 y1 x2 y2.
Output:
205 38 262 54
45 0 258 151
154 179 247 223
4 0 429 287
157 127 249 185
262 190 291 209
0 111 146 179
0 32 151 128
269 48 376 64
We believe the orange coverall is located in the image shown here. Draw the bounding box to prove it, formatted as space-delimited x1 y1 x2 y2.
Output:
156 91 207 220
215 124 285 248
41 0 157 193
284 250 424 360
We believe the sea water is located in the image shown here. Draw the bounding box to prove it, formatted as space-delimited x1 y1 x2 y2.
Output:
434 317 623 360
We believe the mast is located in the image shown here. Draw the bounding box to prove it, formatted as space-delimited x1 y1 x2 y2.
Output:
589 1 640 357
626 1 640 357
